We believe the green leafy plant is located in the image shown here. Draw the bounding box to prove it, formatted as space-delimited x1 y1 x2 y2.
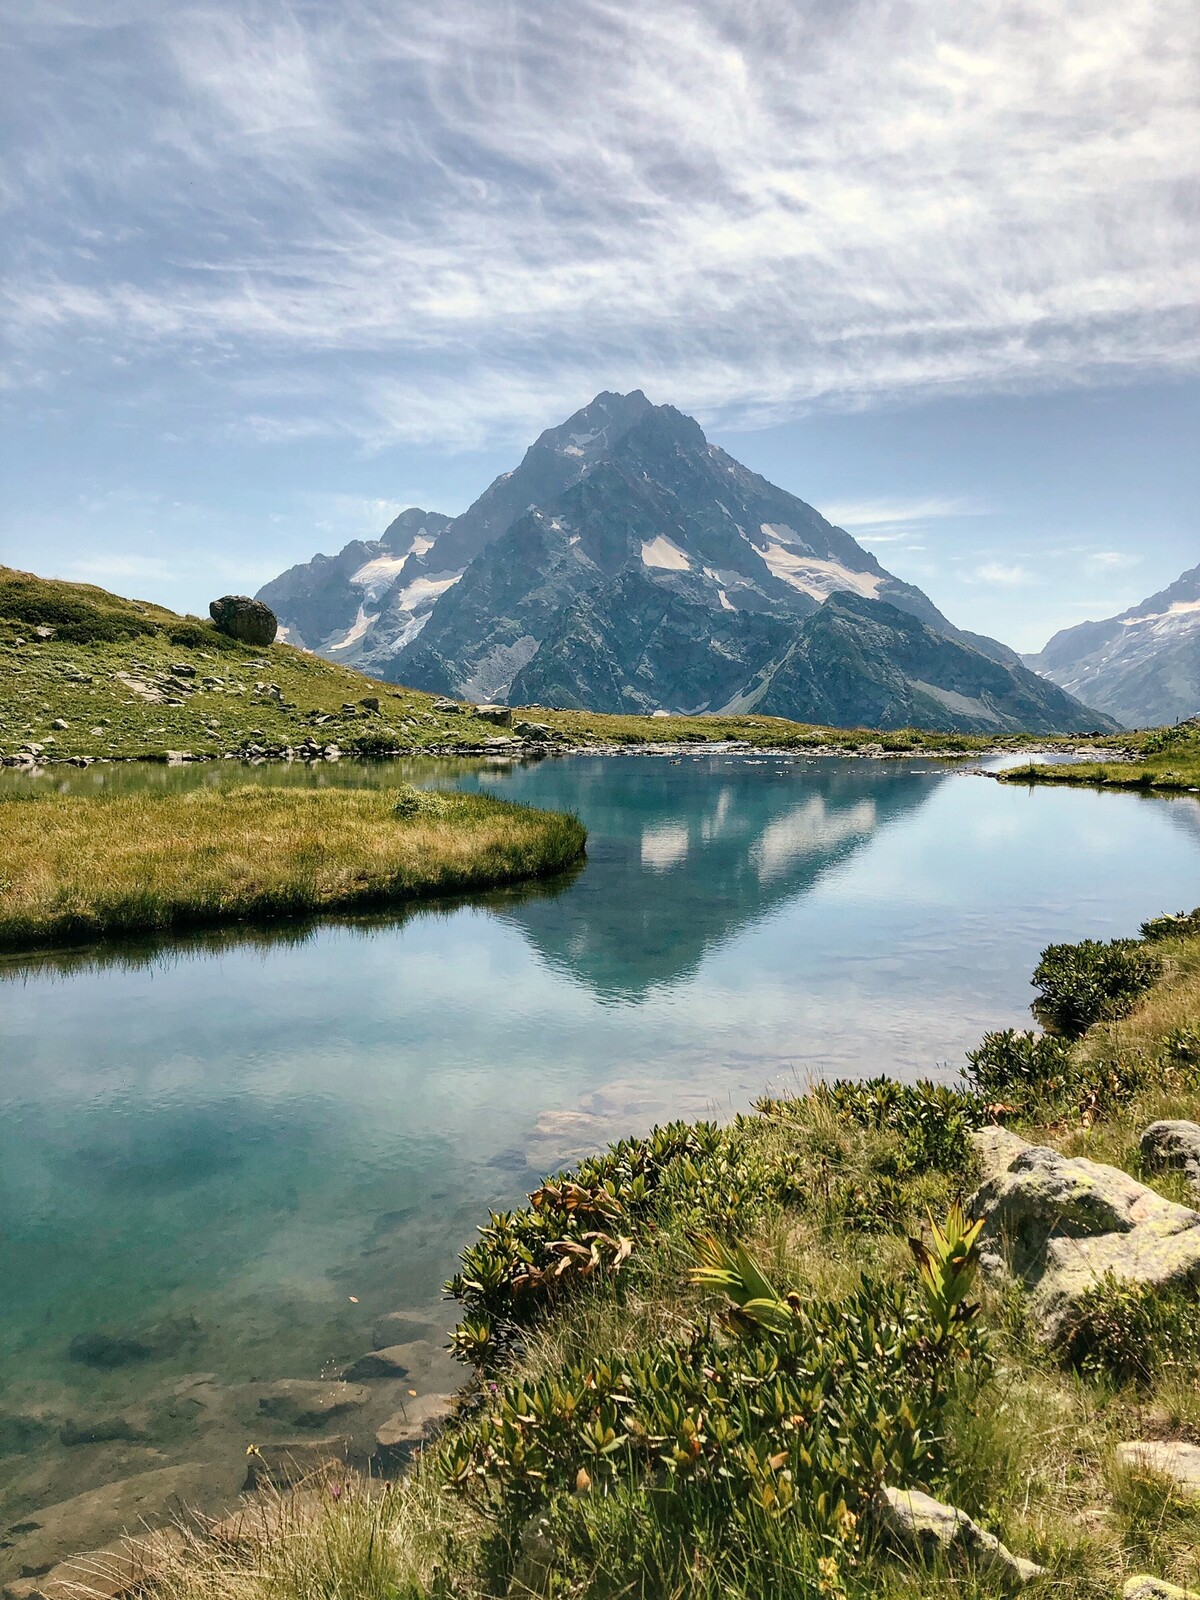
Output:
1141 905 1200 941
1057 1275 1200 1386
908 1202 984 1353
965 1028 1074 1107
1031 937 1160 1039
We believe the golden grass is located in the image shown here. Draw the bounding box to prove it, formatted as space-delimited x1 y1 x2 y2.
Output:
0 785 586 950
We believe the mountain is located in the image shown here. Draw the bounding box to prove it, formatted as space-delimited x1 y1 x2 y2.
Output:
1025 564 1200 728
259 392 1111 734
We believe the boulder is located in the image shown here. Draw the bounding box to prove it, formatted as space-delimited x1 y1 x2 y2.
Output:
1117 1442 1200 1496
474 704 513 727
254 1379 369 1430
431 698 461 714
968 1129 1200 1341
1124 1579 1200 1599
208 596 277 646
1141 1122 1200 1196
874 1486 1044 1587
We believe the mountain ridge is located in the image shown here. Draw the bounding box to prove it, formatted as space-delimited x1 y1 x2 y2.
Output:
258 392 1111 735
1024 563 1200 728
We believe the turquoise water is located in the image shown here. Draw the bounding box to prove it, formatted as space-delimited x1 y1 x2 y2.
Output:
2 753 1199 1544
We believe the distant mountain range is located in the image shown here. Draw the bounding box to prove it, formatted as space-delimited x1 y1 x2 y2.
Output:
1025 564 1200 729
259 392 1112 735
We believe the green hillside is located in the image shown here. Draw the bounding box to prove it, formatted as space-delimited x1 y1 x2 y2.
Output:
0 567 1119 764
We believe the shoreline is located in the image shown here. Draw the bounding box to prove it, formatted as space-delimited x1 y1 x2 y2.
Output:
6 912 1198 1598
0 736 1129 775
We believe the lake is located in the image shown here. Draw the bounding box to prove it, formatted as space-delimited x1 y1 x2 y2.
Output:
2 752 1199 1553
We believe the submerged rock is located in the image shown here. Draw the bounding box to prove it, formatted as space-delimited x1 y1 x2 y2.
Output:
67 1332 151 1369
874 1485 1043 1587
340 1343 418 1382
0 1463 236 1586
253 1379 369 1430
208 595 277 646
374 1393 453 1464
1 1528 185 1600
968 1128 1200 1340
242 1435 350 1491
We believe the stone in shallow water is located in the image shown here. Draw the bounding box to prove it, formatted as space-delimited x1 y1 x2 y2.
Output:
371 1312 442 1350
242 1435 351 1492
874 1485 1044 1587
0 1463 238 1586
253 1380 369 1430
374 1393 453 1463
1 1529 185 1600
342 1340 440 1381
67 1333 151 1369
1117 1441 1200 1496
968 1128 1200 1341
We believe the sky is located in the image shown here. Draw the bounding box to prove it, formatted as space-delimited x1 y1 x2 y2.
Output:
2 0 1197 653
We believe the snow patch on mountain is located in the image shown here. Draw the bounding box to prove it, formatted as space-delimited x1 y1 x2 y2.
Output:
641 536 693 571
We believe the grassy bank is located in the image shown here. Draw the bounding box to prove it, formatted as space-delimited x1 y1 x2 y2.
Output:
126 914 1200 1599
0 785 586 951
1 566 1120 763
998 724 1200 794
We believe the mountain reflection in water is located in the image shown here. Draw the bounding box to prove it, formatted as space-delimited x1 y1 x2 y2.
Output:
454 756 934 1000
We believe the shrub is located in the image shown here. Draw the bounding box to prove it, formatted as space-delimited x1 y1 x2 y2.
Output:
166 619 241 653
965 1029 1074 1106
1031 937 1160 1038
442 1275 986 1559
1141 906 1200 942
392 784 449 819
446 1122 777 1372
806 1078 987 1174
1057 1275 1200 1386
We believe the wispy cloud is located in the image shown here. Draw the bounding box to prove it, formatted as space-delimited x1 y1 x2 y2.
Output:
975 561 1035 586
3 0 1199 448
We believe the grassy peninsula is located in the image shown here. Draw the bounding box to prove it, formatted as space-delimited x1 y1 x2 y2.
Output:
0 786 586 951
110 912 1200 1600
999 723 1200 794
1 567 1119 764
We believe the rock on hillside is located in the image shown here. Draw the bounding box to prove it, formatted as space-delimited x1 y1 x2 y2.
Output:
1025 562 1200 728
258 391 1114 734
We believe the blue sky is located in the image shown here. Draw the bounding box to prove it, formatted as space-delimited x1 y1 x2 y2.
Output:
2 0 1197 653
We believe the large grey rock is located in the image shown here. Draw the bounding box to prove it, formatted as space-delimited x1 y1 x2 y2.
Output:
1141 1122 1200 1196
1124 1578 1200 1599
968 1129 1200 1340
473 704 513 727
1117 1442 1200 1496
874 1485 1044 1586
208 595 277 646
